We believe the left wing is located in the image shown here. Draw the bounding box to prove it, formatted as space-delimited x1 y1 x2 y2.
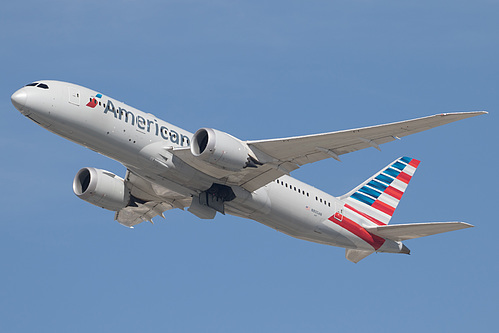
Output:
248 112 485 167
172 112 485 192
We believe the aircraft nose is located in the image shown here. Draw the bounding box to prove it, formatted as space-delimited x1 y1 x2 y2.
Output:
11 89 28 111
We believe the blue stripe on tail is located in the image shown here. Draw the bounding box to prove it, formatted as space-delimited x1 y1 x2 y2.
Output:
383 168 400 178
391 161 406 171
367 180 388 192
358 186 382 199
351 192 376 206
375 173 395 185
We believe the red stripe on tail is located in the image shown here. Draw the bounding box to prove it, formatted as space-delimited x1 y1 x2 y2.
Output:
372 200 395 216
409 159 420 168
329 214 386 250
396 172 412 184
344 204 386 226
384 186 403 200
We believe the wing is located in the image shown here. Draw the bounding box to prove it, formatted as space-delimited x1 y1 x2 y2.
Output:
172 112 485 192
248 111 485 165
115 170 192 228
115 201 175 228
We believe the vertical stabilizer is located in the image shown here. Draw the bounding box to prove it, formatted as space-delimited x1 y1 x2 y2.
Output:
339 157 420 226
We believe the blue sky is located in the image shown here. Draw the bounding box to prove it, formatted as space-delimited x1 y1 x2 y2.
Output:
1 1 497 332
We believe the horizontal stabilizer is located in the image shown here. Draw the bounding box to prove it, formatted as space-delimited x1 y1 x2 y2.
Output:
366 222 473 241
345 249 375 263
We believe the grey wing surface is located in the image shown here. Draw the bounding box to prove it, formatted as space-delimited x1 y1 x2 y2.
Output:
115 170 192 227
173 112 485 192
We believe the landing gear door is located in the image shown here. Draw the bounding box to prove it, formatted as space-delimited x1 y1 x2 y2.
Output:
68 86 80 106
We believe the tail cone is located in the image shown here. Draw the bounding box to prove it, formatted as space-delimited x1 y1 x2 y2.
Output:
401 243 411 255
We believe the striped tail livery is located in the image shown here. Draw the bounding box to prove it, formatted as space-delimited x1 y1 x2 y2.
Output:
333 157 472 263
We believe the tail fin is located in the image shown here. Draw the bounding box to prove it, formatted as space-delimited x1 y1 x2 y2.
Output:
339 156 420 226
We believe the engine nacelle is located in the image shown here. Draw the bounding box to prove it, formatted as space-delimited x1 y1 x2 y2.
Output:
191 128 254 171
73 167 130 211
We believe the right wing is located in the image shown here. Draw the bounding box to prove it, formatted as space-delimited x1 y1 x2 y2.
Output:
115 201 175 228
114 170 192 228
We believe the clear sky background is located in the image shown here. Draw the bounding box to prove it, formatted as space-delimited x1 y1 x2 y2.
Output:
1 1 497 332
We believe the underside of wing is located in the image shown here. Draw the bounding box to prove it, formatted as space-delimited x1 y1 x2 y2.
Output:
170 147 294 192
170 112 485 192
115 170 192 227
115 201 175 227
248 112 486 166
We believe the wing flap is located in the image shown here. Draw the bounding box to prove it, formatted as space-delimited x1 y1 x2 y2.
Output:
115 201 174 228
114 169 192 228
366 222 474 241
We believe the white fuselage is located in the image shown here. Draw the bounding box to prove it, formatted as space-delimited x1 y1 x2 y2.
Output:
12 80 403 253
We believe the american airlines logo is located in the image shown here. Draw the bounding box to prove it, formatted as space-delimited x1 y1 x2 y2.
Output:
102 99 190 147
86 93 102 108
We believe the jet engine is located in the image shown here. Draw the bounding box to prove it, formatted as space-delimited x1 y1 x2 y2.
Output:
191 128 260 171
73 167 130 211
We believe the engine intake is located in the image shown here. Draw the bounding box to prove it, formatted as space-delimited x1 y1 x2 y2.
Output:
191 128 257 171
73 167 130 211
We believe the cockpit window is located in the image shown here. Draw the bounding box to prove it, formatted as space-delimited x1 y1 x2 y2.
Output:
24 82 49 89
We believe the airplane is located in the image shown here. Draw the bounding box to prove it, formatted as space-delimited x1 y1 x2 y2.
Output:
10 80 486 263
